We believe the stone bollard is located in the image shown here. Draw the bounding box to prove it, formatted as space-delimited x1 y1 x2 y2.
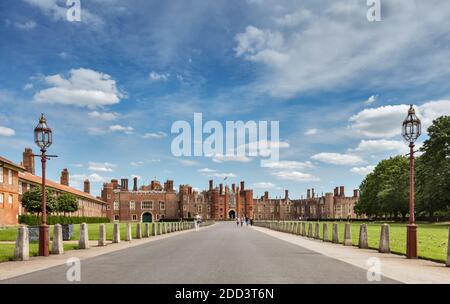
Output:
144 223 150 238
113 223 120 243
308 223 313 238
314 223 320 239
332 223 339 244
14 225 29 261
52 224 64 254
301 222 306 236
446 228 449 267
79 223 90 249
358 224 369 249
125 223 132 241
343 223 352 246
296 223 301 235
151 223 156 236
98 224 106 246
136 223 142 239
323 223 329 242
379 224 390 253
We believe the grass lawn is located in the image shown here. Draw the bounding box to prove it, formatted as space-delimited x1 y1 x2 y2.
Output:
0 222 179 262
285 221 449 263
0 243 79 263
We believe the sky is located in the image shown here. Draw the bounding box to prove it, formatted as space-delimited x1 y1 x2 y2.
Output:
1 0 450 198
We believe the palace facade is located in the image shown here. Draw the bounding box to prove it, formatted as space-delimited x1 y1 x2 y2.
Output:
101 178 361 222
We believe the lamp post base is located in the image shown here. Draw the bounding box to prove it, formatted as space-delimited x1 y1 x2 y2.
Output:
406 224 417 259
39 224 49 257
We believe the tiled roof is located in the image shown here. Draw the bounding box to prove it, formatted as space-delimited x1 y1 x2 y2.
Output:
0 156 25 171
19 171 105 205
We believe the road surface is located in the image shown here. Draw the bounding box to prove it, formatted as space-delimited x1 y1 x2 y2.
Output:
1 222 397 284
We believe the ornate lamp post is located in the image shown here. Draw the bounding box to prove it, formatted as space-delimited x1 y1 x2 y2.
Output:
34 114 56 256
402 105 421 259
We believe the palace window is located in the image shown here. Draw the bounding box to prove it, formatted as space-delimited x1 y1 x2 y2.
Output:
113 201 119 210
8 169 13 185
141 201 153 209
0 193 3 204
129 201 136 210
0 165 3 183
26 183 30 191
18 181 23 195
183 205 187 211
198 205 202 213
160 201 165 210
8 194 13 205
131 214 137 221
114 215 119 221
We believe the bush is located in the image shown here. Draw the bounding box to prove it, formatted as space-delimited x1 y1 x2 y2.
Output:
19 215 110 225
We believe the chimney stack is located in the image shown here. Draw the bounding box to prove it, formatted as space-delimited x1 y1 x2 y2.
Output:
232 183 235 193
84 179 90 194
334 187 339 196
353 189 359 198
307 189 311 199
340 186 345 197
219 184 223 195
23 148 35 175
285 190 289 200
60 168 69 186
264 191 269 200
209 180 213 191
240 181 245 191
133 177 138 191
111 179 119 190
121 178 129 191
312 188 315 198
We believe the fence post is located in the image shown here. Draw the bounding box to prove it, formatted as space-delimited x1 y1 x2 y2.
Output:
78 223 90 249
98 224 106 246
113 223 120 243
14 225 29 261
358 224 369 249
379 224 390 253
52 224 64 254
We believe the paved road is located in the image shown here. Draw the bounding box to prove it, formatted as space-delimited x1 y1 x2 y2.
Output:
1 222 397 284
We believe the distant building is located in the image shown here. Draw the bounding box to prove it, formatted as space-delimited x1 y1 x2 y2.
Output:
0 149 107 226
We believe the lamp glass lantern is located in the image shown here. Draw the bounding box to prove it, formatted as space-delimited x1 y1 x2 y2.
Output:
34 114 52 151
402 105 421 144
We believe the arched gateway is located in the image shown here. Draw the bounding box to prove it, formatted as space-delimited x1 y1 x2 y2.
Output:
228 210 236 219
142 212 153 223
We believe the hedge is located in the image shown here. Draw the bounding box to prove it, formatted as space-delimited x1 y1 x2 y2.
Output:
19 215 110 225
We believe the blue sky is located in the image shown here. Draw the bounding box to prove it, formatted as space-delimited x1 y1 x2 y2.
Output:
1 0 450 198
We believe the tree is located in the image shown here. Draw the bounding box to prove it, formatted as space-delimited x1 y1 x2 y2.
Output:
416 116 450 219
56 193 79 216
21 187 57 219
356 156 409 220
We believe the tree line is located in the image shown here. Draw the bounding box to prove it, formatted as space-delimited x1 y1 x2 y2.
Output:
355 116 450 221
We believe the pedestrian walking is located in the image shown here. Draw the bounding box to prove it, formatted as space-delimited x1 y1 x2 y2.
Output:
236 218 240 227
240 217 243 227
195 214 201 232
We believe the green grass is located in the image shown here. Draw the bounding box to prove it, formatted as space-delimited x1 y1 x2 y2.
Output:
0 222 180 262
277 221 449 263
0 243 80 263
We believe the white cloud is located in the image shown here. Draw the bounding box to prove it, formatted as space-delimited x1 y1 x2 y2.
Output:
261 160 313 170
351 139 408 155
234 2 450 97
311 152 364 166
15 20 36 30
177 159 199 166
349 100 450 138
88 111 117 121
109 125 134 134
34 68 125 108
364 95 377 106
130 161 144 167
149 71 170 82
198 168 216 173
59 52 70 59
271 171 319 182
253 182 276 189
350 165 375 175
211 154 252 163
23 83 33 90
88 162 116 172
304 128 318 136
142 131 167 139
0 126 15 137
72 173 107 188
210 172 237 178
